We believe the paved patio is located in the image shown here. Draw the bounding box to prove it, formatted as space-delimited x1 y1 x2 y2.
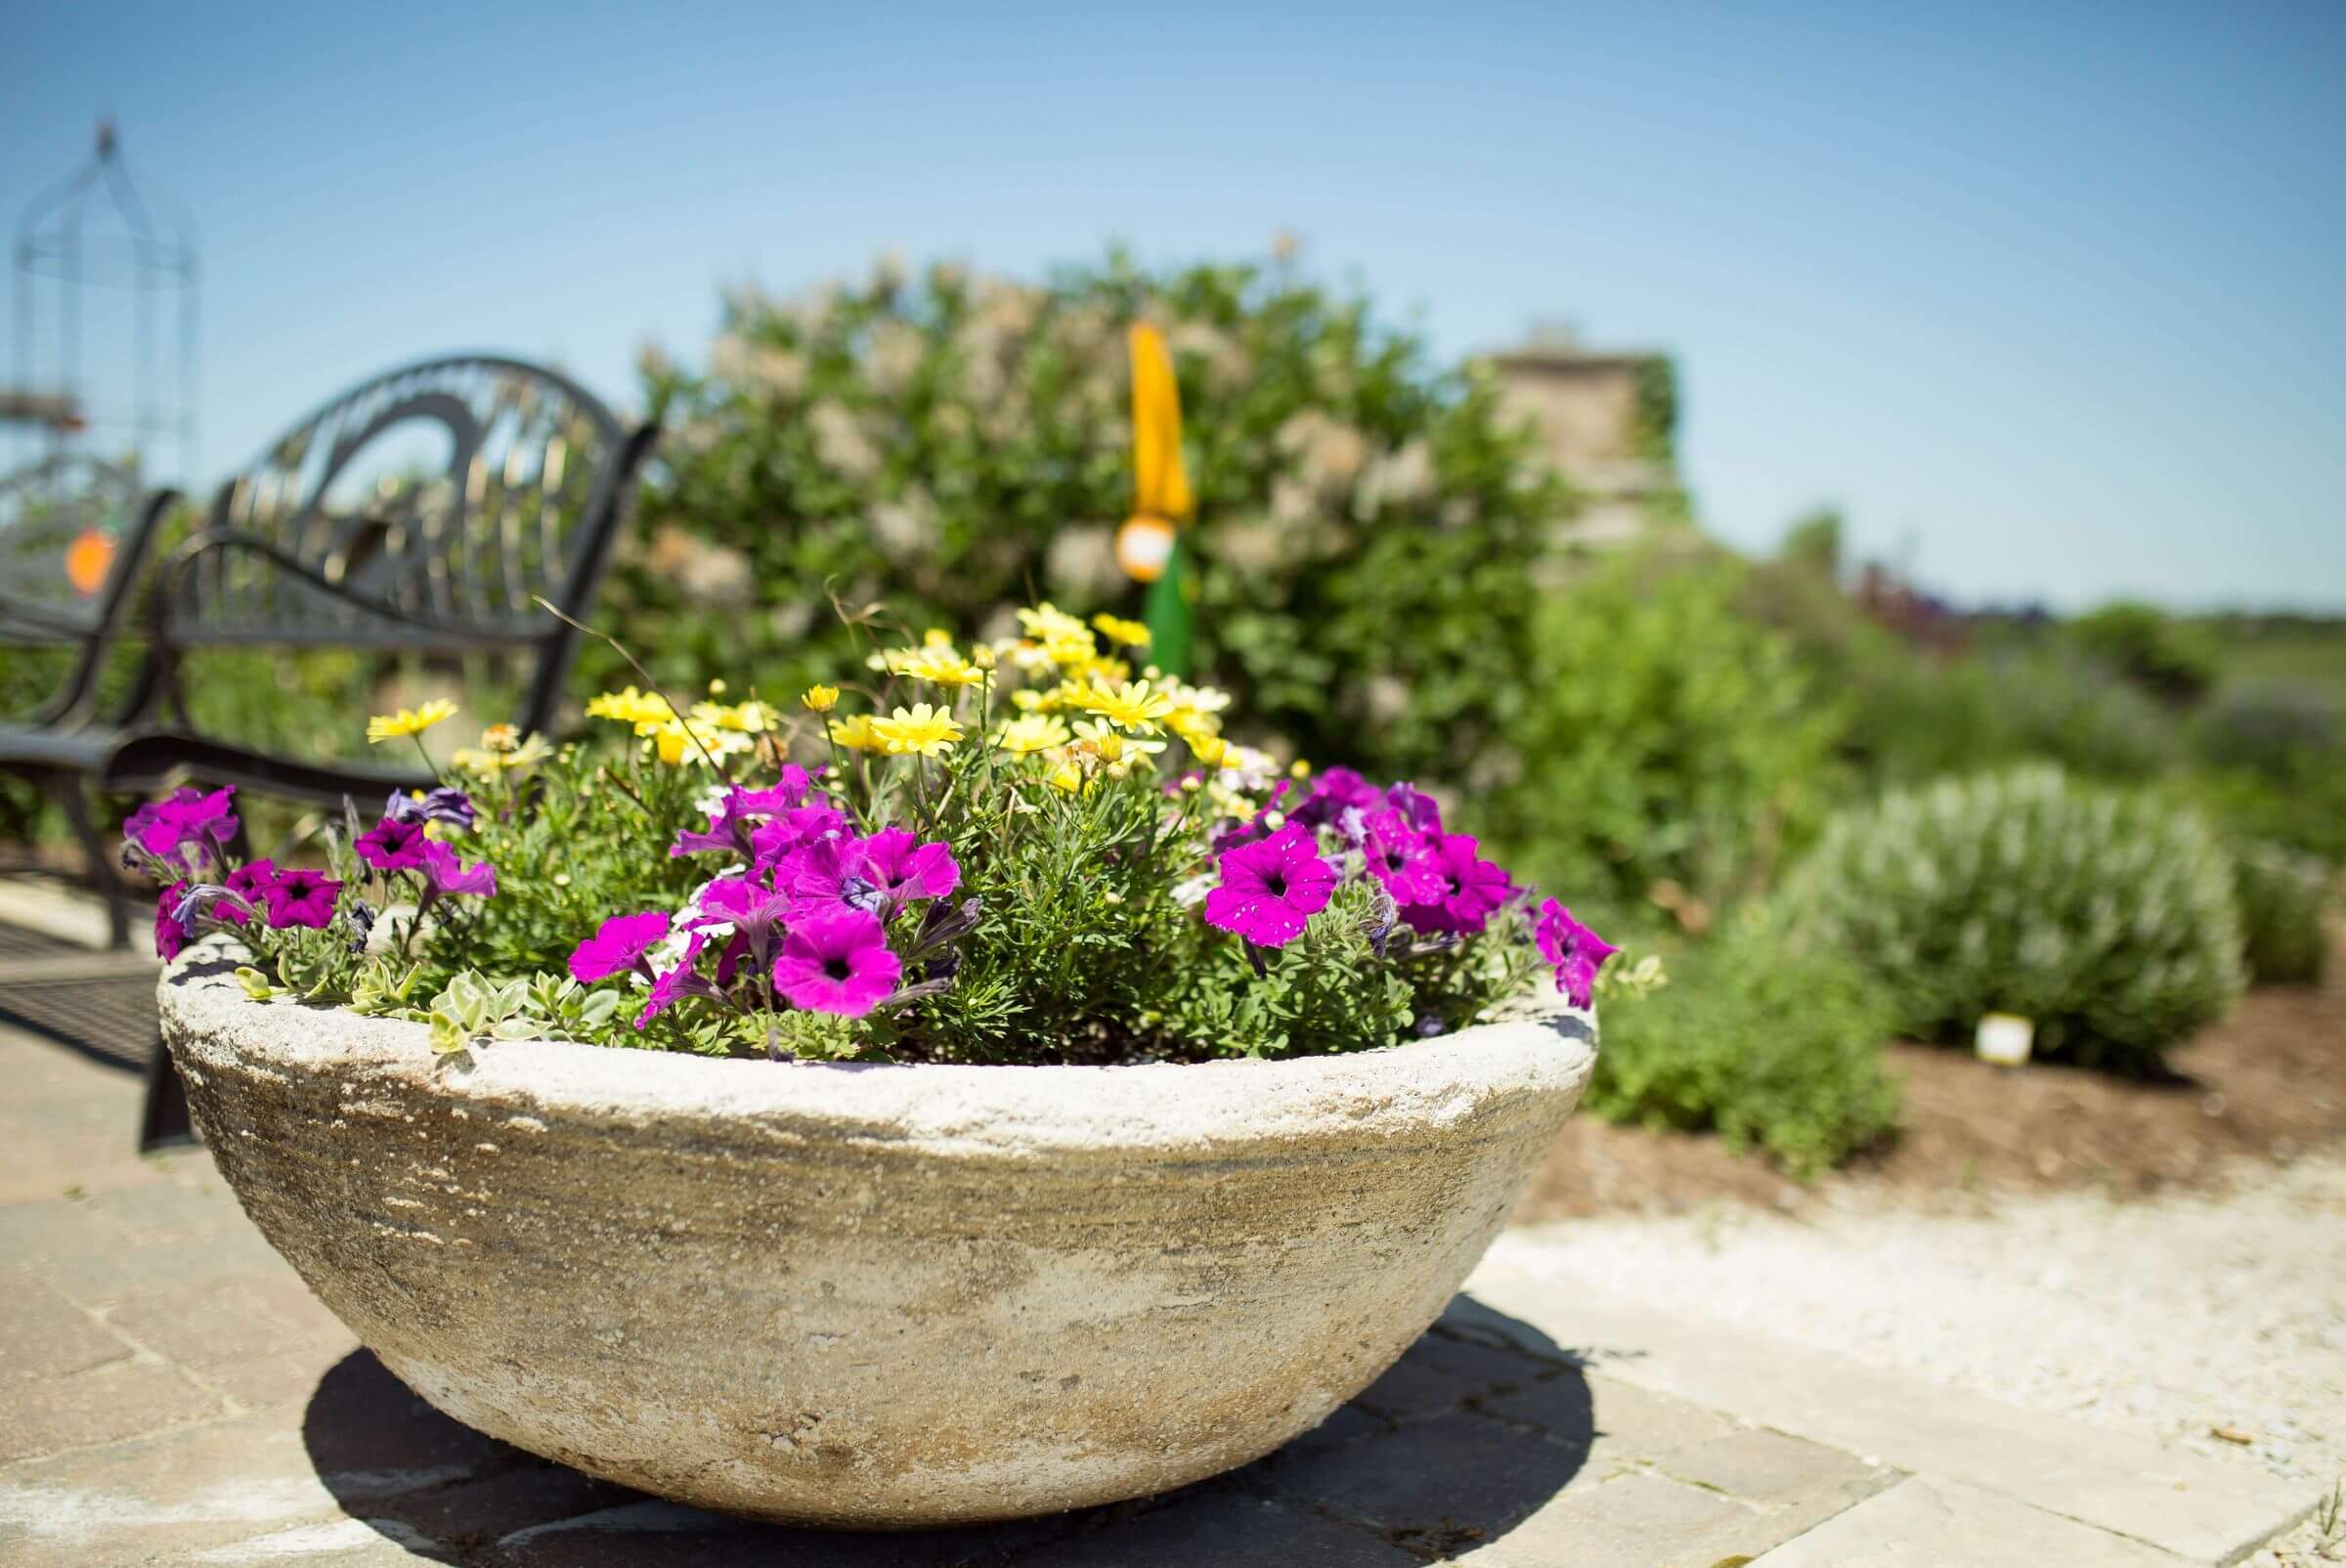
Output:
0 959 2323 1565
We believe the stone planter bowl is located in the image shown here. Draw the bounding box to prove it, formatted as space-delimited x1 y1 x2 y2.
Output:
161 955 1596 1528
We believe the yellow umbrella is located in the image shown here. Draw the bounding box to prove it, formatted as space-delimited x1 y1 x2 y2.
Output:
1116 325 1197 673
1115 324 1191 582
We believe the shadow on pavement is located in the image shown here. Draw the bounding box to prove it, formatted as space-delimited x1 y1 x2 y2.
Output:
304 1293 1592 1566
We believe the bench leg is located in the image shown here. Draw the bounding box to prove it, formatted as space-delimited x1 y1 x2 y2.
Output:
52 777 132 951
139 1039 198 1152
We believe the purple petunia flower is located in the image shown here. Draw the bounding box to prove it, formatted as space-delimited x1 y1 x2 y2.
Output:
385 787 476 830
773 907 902 1017
1536 898 1619 1010
1202 822 1338 948
172 883 255 931
418 840 497 898
216 858 278 927
126 786 239 870
749 803 851 867
568 910 673 983
153 881 194 960
857 828 960 903
772 837 883 920
1362 809 1446 906
262 868 343 930
636 932 716 1029
355 816 429 872
1401 834 1514 936
1385 782 1443 835
1291 767 1382 842
670 774 810 858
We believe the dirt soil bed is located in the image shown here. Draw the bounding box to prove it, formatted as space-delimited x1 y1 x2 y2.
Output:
1516 935 2346 1220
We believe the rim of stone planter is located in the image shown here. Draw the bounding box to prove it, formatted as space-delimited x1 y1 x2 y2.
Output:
160 945 1598 1528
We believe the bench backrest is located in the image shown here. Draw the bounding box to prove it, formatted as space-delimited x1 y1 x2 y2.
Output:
168 355 655 734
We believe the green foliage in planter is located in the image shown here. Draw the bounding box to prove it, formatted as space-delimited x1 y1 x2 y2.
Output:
2229 841 2330 985
613 250 1569 785
1583 914 1898 1178
1474 549 1847 927
1779 766 2245 1071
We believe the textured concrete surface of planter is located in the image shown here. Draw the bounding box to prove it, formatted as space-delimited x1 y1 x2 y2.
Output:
159 952 1597 1527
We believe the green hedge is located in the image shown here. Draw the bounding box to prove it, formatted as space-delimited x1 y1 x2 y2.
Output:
1586 916 1900 1178
613 251 1571 787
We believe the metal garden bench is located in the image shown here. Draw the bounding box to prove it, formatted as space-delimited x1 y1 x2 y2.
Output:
0 454 180 934
0 354 658 949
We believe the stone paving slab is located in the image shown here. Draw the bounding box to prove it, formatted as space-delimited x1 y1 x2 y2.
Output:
1465 1244 2322 1565
1753 1475 2206 1567
0 996 2319 1567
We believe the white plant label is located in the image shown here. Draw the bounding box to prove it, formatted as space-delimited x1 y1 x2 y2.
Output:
1976 1012 2034 1067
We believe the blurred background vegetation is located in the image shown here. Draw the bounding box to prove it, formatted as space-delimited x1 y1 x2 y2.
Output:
4 247 2336 1174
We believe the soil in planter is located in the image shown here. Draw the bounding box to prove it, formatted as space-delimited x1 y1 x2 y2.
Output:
1514 932 2346 1220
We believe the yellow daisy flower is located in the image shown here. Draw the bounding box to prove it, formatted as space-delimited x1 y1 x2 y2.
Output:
995 714 1071 756
584 687 674 728
692 699 777 733
480 722 520 753
1091 613 1151 648
900 645 986 687
367 699 459 744
802 684 840 714
1016 602 1091 644
1081 678 1175 732
872 703 964 758
828 714 888 751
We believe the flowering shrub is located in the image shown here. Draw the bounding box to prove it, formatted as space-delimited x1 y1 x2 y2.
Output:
122 601 1621 1064
1778 765 2245 1072
616 250 1569 790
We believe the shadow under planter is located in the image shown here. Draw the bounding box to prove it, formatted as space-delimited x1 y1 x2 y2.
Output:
302 1293 1593 1567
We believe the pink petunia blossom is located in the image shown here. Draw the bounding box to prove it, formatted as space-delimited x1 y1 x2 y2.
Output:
1203 823 1337 947
1385 781 1443 834
419 840 497 898
126 786 239 869
569 910 673 982
153 881 194 960
262 868 342 931
636 933 714 1028
749 803 850 867
1362 809 1446 906
1400 834 1513 936
772 907 902 1017
216 858 278 927
355 816 429 872
857 828 960 902
1536 898 1619 1010
1291 766 1381 842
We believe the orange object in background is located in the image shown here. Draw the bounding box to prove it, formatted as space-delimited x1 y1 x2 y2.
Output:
1114 324 1193 584
65 529 115 596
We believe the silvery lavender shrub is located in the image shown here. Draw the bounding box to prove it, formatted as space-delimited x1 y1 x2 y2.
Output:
1779 765 2244 1073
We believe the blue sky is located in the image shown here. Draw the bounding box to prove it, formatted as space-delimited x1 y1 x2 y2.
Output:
5 1 2341 610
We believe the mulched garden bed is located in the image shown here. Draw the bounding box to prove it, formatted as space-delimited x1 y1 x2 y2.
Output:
1516 932 2346 1221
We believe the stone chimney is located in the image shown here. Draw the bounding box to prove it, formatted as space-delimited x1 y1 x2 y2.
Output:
1486 333 1686 546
